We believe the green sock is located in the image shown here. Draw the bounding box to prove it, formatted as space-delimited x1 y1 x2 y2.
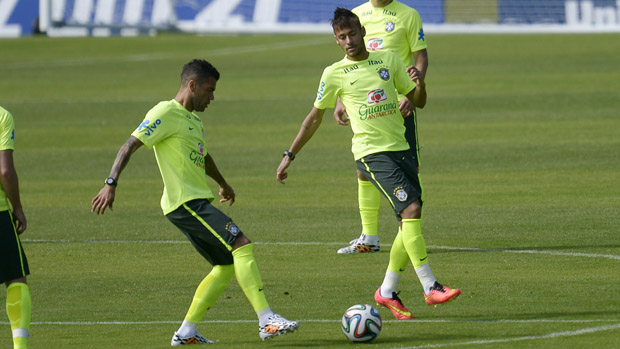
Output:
6 282 31 349
401 219 429 269
387 226 409 274
358 179 381 236
184 265 234 323
232 244 269 312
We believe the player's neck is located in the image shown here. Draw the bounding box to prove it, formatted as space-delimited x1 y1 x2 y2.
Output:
371 0 393 8
347 50 370 62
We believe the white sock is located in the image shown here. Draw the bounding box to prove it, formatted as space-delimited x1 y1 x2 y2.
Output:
257 307 273 327
176 320 198 337
414 264 437 294
361 234 379 245
12 329 29 339
380 269 402 298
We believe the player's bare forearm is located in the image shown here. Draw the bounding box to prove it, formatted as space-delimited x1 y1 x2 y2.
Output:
289 107 325 155
204 153 227 187
108 136 143 180
412 49 429 79
91 136 143 215
204 153 235 205
277 107 325 184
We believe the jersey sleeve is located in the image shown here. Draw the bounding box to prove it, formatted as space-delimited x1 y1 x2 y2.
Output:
407 9 428 53
0 110 15 151
391 53 417 96
131 103 177 149
313 66 341 110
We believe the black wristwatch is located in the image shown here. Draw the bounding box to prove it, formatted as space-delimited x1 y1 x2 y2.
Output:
105 177 117 187
283 150 295 161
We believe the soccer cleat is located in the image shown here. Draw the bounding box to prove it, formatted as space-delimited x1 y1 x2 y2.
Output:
171 331 214 346
259 313 300 340
337 240 380 254
374 287 413 320
424 281 461 306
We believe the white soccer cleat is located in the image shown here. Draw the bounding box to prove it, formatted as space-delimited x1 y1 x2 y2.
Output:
337 240 380 254
171 331 214 346
259 313 300 340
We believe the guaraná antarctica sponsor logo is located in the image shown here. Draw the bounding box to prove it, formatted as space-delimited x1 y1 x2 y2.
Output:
358 89 398 121
367 38 384 51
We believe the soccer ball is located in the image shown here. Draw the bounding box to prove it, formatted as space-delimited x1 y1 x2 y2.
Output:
341 304 382 342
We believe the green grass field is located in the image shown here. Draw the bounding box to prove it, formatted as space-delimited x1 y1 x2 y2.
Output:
0 32 619 348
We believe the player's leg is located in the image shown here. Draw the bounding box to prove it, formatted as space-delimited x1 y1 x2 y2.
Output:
1 211 31 349
374 226 413 319
167 200 239 345
399 173 461 306
230 238 299 340
338 172 381 254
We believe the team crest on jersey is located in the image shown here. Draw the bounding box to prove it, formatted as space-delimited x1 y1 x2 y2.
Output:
198 142 204 156
367 38 384 51
226 222 240 236
368 89 387 104
385 21 395 32
378 68 390 81
393 187 408 202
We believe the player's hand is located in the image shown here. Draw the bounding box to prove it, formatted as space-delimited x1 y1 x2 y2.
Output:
91 185 115 215
399 98 414 117
406 66 425 88
276 156 291 184
12 207 26 234
219 183 235 206
333 104 350 126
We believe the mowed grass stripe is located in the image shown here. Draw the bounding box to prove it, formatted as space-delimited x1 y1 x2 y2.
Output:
21 239 620 260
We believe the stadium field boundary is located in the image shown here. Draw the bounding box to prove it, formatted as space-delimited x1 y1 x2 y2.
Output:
22 239 620 261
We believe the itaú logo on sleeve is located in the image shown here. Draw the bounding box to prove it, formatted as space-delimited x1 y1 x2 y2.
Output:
367 38 384 51
367 89 387 104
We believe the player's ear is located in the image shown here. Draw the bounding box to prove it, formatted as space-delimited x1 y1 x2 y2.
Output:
361 26 366 37
188 79 196 92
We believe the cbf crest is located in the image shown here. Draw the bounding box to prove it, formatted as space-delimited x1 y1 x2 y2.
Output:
226 222 240 236
385 20 395 32
378 68 390 81
393 186 408 202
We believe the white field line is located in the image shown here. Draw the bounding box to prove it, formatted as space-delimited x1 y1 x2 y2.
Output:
1 319 618 326
21 239 620 261
394 323 620 349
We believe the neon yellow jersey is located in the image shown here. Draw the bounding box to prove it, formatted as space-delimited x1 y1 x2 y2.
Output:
131 100 214 215
314 51 417 160
353 0 427 67
0 106 15 211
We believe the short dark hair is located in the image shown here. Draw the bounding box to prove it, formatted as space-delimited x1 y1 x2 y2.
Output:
331 7 362 32
181 59 220 85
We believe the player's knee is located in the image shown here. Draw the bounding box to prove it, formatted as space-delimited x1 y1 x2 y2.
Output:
400 200 421 219
231 235 251 251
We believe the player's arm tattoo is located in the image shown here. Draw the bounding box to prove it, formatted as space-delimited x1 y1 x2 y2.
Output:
108 136 143 179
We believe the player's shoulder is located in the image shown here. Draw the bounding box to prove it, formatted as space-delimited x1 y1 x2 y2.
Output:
0 106 13 124
352 2 372 16
147 99 177 117
391 1 422 21
323 57 349 75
